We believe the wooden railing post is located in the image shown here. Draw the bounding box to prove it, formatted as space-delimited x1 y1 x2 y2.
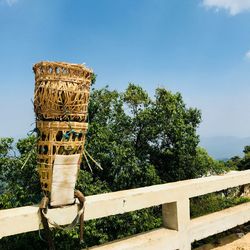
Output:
162 198 190 250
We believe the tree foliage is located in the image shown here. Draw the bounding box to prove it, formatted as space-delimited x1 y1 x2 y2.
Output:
0 83 227 249
238 146 250 170
225 145 250 171
86 83 204 188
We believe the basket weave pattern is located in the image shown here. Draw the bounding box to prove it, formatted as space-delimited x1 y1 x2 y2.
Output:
34 61 92 194
33 61 92 122
36 121 88 192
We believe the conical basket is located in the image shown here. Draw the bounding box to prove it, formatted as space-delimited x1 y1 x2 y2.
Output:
33 61 93 122
36 120 88 193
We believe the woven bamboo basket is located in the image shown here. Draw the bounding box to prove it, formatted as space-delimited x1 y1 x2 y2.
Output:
36 121 88 193
33 61 93 122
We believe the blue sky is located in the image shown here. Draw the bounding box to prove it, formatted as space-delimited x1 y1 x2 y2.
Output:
0 0 250 139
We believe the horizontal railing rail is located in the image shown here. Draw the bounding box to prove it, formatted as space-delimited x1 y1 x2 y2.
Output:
1 170 250 249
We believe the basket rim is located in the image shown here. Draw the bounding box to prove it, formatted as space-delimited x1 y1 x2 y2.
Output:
33 61 93 74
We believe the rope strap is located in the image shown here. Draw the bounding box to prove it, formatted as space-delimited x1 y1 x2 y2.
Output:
39 196 55 250
39 190 85 248
74 190 85 242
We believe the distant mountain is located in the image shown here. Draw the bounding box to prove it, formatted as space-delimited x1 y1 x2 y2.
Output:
199 136 250 160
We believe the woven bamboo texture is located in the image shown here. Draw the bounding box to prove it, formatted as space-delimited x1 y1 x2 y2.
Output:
33 61 93 122
36 121 88 193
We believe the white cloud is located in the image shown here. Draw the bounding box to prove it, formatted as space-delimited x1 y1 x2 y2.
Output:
1 0 18 6
202 0 250 15
245 50 250 60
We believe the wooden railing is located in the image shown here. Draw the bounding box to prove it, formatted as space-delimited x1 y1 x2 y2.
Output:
1 170 250 250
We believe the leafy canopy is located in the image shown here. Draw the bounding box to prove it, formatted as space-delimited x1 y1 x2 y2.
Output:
0 83 226 249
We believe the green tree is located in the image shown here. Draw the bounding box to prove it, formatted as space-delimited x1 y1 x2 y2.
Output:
192 147 226 177
87 84 203 188
1 83 225 249
141 87 202 181
225 156 241 170
237 146 250 170
86 85 161 190
0 136 41 208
